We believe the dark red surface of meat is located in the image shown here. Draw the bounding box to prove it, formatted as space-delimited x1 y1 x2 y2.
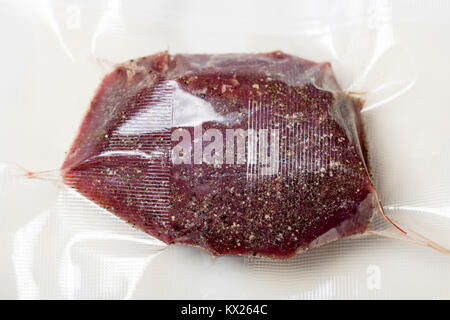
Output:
62 51 378 259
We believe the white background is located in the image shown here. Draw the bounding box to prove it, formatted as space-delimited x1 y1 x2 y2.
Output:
0 0 449 299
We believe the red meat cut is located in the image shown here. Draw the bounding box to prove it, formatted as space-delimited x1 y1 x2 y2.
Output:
62 51 379 259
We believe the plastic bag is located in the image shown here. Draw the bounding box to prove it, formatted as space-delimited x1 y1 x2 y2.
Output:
1 0 449 299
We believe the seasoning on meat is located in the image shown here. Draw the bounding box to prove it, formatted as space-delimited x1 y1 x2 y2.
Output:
62 51 379 259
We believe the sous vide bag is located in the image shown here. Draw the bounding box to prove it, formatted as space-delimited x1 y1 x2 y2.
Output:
0 0 449 299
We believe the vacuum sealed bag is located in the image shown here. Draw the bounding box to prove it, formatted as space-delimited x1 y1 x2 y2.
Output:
62 51 380 259
1 0 449 298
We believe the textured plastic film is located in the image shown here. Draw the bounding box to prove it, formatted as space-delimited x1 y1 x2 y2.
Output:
1 0 449 299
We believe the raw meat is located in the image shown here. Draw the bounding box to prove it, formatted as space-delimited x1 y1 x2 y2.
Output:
62 51 379 259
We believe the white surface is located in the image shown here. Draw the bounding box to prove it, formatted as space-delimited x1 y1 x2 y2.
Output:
0 0 449 299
